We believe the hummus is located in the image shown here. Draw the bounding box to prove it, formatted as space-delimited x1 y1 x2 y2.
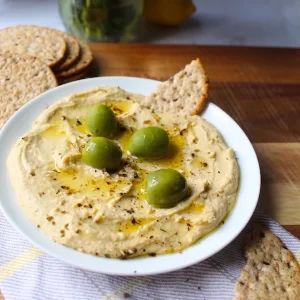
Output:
7 87 239 258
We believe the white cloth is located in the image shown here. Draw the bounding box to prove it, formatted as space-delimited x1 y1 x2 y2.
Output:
0 210 299 300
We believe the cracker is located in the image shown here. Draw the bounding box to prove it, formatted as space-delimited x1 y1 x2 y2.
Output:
234 224 300 300
0 25 66 67
142 59 208 115
58 70 87 85
0 54 57 129
55 39 93 78
53 32 80 71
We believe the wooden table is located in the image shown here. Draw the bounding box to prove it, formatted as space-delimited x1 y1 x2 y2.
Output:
1 44 299 299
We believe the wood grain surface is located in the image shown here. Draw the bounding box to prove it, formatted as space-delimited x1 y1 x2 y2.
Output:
1 44 300 299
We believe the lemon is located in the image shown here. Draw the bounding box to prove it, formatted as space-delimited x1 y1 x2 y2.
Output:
143 0 196 26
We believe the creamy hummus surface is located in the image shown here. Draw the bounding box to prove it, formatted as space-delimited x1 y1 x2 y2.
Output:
7 87 239 258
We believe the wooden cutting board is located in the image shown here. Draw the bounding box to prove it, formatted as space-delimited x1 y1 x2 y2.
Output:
1 44 299 299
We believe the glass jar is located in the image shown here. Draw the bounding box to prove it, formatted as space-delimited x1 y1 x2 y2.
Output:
59 0 143 42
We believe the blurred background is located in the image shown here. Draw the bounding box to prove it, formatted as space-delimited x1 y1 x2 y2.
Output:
0 0 299 47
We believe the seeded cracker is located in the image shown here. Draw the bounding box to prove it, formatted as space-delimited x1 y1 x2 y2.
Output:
234 224 300 300
142 59 209 115
56 39 93 78
53 31 80 71
0 25 66 67
0 54 57 129
58 71 87 85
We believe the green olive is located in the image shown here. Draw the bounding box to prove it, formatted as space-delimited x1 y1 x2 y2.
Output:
146 169 188 208
82 137 122 170
86 104 118 138
128 127 169 158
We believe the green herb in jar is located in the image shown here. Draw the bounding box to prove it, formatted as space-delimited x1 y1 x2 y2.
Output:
59 0 143 42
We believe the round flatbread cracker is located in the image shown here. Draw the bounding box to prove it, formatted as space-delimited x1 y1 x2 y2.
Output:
0 25 66 67
53 32 80 71
55 39 93 78
0 54 57 129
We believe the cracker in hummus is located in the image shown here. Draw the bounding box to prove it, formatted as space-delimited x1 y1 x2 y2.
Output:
142 59 209 115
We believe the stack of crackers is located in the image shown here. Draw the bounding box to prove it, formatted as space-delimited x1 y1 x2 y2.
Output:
0 25 94 129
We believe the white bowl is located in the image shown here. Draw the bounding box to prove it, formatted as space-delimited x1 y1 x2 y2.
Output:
0 77 260 276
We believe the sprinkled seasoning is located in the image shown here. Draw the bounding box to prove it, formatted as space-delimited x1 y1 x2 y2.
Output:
124 208 134 214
